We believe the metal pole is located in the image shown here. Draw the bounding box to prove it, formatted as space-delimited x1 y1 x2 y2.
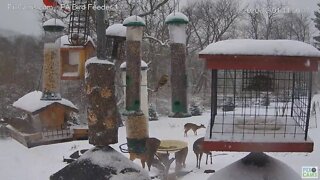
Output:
305 72 313 140
96 0 106 60
210 70 218 139
291 73 296 117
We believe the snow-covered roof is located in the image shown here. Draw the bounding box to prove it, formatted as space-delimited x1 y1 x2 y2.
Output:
123 15 146 27
199 39 320 57
13 91 78 114
106 24 126 38
56 35 96 48
43 18 65 32
85 57 114 67
120 60 148 70
165 12 189 24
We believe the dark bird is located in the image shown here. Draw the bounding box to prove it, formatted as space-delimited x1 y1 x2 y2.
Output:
154 74 169 92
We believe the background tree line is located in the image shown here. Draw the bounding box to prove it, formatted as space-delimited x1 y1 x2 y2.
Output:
1 0 319 119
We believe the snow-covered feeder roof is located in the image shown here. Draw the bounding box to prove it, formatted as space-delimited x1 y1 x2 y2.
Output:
43 18 65 32
120 60 148 70
123 15 146 27
165 12 189 24
13 91 78 115
85 57 114 73
56 35 96 48
106 24 127 38
199 39 320 71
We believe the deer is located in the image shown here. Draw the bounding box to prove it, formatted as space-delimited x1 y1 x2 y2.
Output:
184 123 206 137
174 146 188 172
129 137 161 171
193 137 212 169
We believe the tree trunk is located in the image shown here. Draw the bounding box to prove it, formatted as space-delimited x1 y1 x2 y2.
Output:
86 62 118 146
170 43 190 117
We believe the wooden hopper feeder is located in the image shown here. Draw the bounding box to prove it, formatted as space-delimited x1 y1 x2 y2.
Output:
56 35 95 80
199 39 320 152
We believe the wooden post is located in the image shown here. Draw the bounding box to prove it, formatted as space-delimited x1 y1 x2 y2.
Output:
84 0 118 146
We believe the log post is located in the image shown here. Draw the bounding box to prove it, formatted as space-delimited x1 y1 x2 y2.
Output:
86 59 118 145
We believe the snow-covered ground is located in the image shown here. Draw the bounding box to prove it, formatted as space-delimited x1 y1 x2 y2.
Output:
0 111 319 180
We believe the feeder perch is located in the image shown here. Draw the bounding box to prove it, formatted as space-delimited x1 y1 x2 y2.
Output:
199 39 320 152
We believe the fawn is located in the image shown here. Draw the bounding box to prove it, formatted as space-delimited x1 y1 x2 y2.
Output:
193 137 212 169
174 146 188 172
129 137 161 171
184 123 206 137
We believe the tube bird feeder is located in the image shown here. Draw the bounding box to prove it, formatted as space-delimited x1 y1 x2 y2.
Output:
165 12 191 118
42 18 65 100
123 15 149 154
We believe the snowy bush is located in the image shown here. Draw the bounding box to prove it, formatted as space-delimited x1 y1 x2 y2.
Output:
189 103 202 116
148 104 159 121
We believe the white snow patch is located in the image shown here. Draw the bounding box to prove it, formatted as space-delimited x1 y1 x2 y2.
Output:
1 112 319 180
199 39 320 57
43 18 65 28
106 24 127 37
13 91 77 113
123 15 145 26
85 57 114 67
120 60 148 69
165 12 189 23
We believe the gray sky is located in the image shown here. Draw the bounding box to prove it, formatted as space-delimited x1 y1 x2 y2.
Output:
0 0 318 36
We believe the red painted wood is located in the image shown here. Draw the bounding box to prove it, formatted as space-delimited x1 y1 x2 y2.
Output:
199 54 319 71
202 140 314 152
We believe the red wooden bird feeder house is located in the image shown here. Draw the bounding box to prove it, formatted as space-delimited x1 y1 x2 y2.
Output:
199 39 320 152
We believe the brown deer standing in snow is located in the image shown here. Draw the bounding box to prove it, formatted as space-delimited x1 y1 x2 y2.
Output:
174 146 188 172
193 137 212 169
129 137 161 171
184 123 205 137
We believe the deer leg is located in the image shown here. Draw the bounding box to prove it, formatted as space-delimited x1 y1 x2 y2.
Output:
184 130 187 137
195 153 199 168
199 153 203 169
210 153 213 164
206 154 208 165
141 159 146 169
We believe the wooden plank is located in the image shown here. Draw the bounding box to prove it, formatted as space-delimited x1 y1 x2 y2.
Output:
199 54 319 71
202 140 314 152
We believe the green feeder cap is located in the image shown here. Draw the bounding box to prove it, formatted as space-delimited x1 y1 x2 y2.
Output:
165 12 189 24
123 15 146 27
43 18 65 32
